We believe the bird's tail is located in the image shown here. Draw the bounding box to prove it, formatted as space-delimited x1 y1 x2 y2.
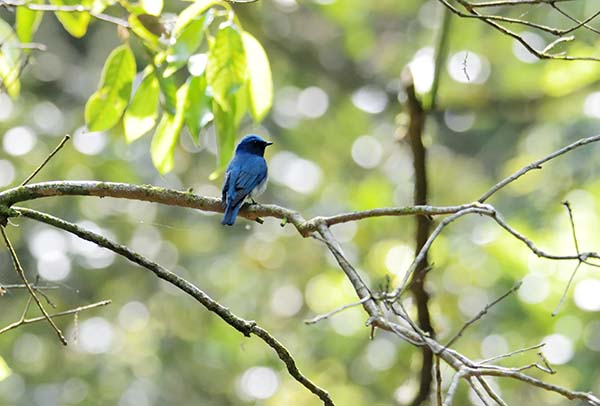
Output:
221 203 242 226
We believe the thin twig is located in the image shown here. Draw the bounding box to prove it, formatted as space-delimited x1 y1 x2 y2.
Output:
437 0 600 61
0 227 67 345
563 201 580 254
468 0 574 7
435 356 443 406
304 296 371 325
443 281 522 350
552 261 582 317
21 134 70 186
0 300 111 335
480 343 546 365
467 376 492 406
392 206 494 298
476 376 507 406
0 0 130 27
0 284 60 290
551 3 600 35
443 370 465 406
479 135 600 202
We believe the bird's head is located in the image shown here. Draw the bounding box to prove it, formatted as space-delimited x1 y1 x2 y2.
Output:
235 134 273 156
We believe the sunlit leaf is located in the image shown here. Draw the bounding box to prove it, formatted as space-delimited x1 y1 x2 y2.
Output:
165 17 205 76
185 75 213 144
0 356 10 382
128 14 163 49
242 32 272 122
151 82 189 174
90 0 111 13
188 52 208 76
85 44 136 132
174 0 222 36
211 97 236 178
234 81 248 125
50 0 91 38
206 24 247 111
0 20 22 97
152 63 177 115
124 71 160 143
16 0 43 44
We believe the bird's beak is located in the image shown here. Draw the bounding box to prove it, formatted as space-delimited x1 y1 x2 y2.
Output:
265 141 273 146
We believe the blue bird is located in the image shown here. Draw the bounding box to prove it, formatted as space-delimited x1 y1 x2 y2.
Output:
221 134 272 226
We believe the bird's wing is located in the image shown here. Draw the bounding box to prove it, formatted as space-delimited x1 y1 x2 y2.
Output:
227 155 267 208
221 171 231 208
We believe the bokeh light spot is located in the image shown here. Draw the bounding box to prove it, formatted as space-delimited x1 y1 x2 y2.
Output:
574 279 600 311
3 126 37 156
542 334 574 365
237 367 279 400
351 136 383 169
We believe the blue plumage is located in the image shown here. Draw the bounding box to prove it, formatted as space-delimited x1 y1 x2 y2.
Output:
221 134 272 226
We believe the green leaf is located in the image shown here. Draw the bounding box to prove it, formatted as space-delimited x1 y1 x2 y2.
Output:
174 0 222 36
0 20 22 97
185 75 213 144
206 24 247 111
0 56 20 97
151 83 189 174
165 17 205 76
85 44 136 132
124 71 160 143
152 63 178 114
234 81 248 125
211 97 236 178
50 0 91 38
242 32 273 122
128 14 163 49
16 0 43 44
0 356 10 382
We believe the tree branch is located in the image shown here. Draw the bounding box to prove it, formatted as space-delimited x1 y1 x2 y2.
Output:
1 0 130 27
14 207 334 406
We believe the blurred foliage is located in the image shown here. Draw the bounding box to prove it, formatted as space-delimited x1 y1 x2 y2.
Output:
0 0 600 405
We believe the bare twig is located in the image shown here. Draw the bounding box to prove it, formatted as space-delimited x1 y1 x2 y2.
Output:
552 261 582 317
479 136 600 202
391 206 494 298
443 370 465 406
443 281 522 350
0 300 111 335
467 376 492 406
563 201 580 254
304 296 370 325
468 0 574 7
476 376 507 406
21 135 70 186
480 343 546 364
0 284 60 290
551 3 600 35
436 0 600 62
0 227 67 345
0 0 130 27
435 356 443 406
